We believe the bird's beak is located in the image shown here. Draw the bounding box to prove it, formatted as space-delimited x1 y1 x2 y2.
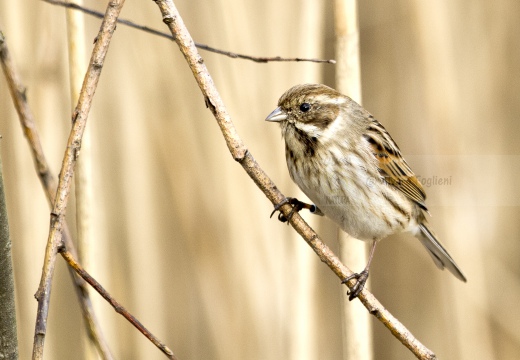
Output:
265 106 287 122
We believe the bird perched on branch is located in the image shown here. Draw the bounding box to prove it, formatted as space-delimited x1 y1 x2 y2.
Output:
266 84 466 300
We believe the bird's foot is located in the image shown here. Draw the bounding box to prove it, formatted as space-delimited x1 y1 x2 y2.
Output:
270 197 320 224
342 269 369 301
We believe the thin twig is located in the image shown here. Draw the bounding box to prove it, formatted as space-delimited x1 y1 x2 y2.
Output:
0 29 113 360
60 249 177 360
42 0 336 64
152 1 437 359
31 1 126 358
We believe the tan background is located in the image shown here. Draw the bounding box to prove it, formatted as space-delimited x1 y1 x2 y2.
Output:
1 1 519 359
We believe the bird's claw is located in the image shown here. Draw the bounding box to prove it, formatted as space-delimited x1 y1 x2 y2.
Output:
270 197 318 224
270 198 296 224
342 269 369 301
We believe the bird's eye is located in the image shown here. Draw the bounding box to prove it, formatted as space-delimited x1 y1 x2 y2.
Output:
300 103 311 112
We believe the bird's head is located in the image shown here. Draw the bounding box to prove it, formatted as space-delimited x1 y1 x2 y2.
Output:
265 84 345 130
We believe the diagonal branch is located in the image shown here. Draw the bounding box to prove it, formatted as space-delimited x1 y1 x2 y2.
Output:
31 1 126 358
0 30 113 360
152 1 437 359
42 0 335 64
60 249 177 359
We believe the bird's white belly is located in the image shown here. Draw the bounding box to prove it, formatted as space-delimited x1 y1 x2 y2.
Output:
288 152 415 241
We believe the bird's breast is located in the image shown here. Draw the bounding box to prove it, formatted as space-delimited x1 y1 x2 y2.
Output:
285 143 416 241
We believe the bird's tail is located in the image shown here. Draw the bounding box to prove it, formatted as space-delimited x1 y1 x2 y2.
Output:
415 221 467 282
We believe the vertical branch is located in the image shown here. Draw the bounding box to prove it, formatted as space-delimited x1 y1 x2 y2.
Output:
334 1 373 359
0 141 19 360
66 0 93 279
334 0 362 102
64 2 97 357
32 1 126 358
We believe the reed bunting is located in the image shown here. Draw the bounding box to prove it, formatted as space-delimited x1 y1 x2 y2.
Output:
266 84 466 300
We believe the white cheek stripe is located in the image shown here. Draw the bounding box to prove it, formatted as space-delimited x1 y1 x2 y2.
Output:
295 123 320 137
317 116 343 145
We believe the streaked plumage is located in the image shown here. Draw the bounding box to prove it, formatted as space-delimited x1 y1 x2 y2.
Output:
266 84 466 298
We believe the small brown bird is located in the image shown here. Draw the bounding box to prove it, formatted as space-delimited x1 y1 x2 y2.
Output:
266 84 466 300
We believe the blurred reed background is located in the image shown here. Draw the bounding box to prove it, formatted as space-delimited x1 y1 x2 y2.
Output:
1 0 519 359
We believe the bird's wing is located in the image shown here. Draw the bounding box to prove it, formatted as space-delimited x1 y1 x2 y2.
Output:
363 116 427 210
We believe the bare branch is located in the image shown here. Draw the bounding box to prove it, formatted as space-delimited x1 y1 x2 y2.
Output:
0 29 113 360
152 1 437 359
60 249 177 360
2 26 177 358
0 27 175 359
31 1 126 358
0 139 19 360
42 0 336 64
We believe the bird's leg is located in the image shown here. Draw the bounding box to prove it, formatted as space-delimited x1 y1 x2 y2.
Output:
270 197 323 224
342 240 378 301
